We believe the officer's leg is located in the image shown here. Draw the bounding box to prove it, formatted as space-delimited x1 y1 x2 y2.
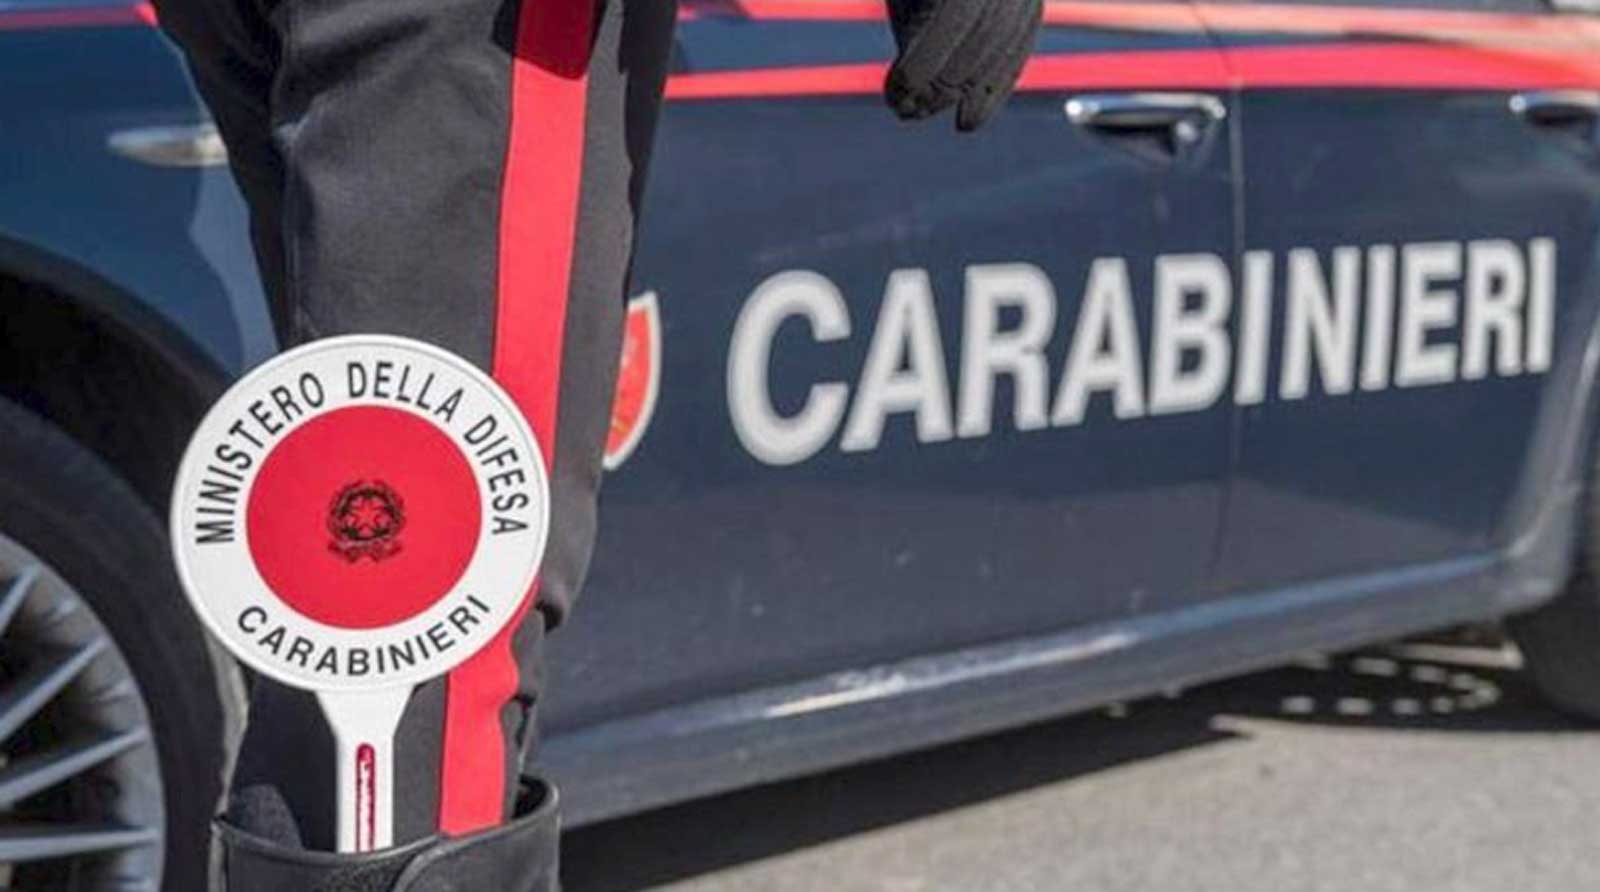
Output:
152 0 676 884
153 0 291 335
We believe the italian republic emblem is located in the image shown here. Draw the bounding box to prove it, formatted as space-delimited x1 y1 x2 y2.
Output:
327 479 406 563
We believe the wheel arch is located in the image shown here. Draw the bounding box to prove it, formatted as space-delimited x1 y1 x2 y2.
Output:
0 248 250 786
1497 243 1600 615
0 240 230 515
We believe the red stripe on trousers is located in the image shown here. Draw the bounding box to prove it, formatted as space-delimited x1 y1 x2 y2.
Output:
439 0 594 836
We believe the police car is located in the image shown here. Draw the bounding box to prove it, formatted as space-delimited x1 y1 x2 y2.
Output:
3 0 1600 888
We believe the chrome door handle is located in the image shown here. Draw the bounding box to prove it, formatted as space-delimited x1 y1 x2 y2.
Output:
107 124 229 168
1510 90 1600 126
1066 92 1226 142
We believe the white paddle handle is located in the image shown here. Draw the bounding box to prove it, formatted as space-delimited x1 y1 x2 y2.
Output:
316 687 412 852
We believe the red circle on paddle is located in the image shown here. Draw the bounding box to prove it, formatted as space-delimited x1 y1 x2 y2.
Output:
246 406 481 629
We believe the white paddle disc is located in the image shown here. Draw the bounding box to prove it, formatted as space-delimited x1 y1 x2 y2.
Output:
170 335 549 850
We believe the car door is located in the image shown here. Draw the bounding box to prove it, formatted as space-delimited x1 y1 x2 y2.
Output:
545 1 1243 734
1204 0 1600 592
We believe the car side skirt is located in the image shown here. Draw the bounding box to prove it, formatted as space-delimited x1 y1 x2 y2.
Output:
544 547 1546 827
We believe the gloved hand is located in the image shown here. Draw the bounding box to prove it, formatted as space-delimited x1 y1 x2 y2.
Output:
883 0 1044 132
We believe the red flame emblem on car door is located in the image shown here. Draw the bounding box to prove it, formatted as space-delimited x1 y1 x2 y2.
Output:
604 292 661 470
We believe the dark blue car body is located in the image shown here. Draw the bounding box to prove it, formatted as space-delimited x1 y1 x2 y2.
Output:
4 0 1600 826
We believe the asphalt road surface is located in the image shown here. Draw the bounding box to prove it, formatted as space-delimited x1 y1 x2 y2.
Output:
562 637 1600 892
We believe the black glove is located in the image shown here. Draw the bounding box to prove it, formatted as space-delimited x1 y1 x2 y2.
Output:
884 0 1044 132
212 781 561 891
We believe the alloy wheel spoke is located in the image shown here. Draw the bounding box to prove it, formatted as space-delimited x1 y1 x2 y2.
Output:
0 567 38 639
0 638 107 745
0 823 159 862
0 535 166 887
0 728 149 810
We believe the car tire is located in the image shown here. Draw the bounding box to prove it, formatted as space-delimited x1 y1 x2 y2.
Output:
0 395 235 890
1508 446 1600 722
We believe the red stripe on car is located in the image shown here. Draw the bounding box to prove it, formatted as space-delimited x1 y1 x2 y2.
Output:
0 2 154 31
1221 42 1600 90
666 42 1600 100
678 0 1594 44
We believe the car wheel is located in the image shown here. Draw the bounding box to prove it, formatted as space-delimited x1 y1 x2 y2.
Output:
0 396 235 890
1507 439 1600 721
